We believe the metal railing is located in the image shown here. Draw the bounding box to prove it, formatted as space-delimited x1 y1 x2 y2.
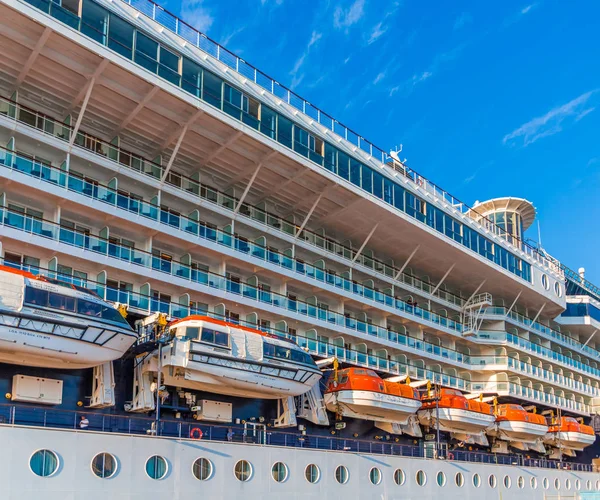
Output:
0 404 593 472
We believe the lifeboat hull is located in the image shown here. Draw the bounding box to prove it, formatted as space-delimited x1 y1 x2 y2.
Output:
162 350 322 399
324 390 422 424
544 431 596 451
418 407 496 434
491 420 548 443
0 314 136 369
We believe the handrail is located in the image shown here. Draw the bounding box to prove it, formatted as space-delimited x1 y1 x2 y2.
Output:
17 0 563 275
0 95 466 309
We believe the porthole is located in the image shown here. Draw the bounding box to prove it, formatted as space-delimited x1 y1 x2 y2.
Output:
531 477 538 489
543 478 549 490
91 452 117 479
29 449 59 477
436 471 446 487
488 474 496 488
586 480 592 490
565 478 571 490
145 456 168 480
192 458 213 481
575 479 581 491
473 473 481 488
554 281 562 297
517 476 524 489
455 472 464 487
393 468 405 486
234 460 252 482
596 479 600 491
369 467 381 485
504 475 511 489
554 478 560 490
541 274 550 290
416 470 427 486
335 465 349 484
271 462 288 483
305 464 320 484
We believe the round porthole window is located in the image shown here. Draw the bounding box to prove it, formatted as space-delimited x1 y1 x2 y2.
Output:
305 464 320 484
575 479 581 490
30 450 59 477
543 478 549 490
554 478 561 490
565 478 571 490
416 470 427 486
369 467 381 485
335 465 349 484
145 455 168 480
541 274 550 290
554 281 562 297
436 471 446 487
192 458 213 481
504 475 511 489
91 452 117 479
473 473 481 488
455 472 464 487
517 476 524 489
271 462 288 483
531 477 538 489
234 460 252 482
489 474 496 488
393 468 405 486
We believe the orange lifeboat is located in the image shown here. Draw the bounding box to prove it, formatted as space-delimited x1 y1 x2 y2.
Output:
544 416 596 456
324 368 422 428
417 389 495 444
488 404 548 453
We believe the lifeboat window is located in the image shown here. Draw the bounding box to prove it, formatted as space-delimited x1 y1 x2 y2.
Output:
184 327 200 340
77 299 102 317
339 375 349 385
305 464 320 484
290 349 314 365
48 293 76 312
335 465 349 484
200 328 230 348
24 287 49 306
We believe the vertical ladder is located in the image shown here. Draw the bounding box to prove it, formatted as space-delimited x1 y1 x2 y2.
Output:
461 292 492 337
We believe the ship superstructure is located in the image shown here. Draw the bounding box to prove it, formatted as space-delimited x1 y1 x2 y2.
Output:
0 0 599 497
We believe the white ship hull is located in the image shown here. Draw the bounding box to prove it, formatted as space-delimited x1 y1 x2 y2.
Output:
324 390 421 424
418 407 496 434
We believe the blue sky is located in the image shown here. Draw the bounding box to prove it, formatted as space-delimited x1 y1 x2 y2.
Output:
167 0 600 283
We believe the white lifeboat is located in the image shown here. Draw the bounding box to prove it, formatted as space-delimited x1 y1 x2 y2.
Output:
544 416 596 457
0 265 136 368
157 315 322 399
487 404 548 453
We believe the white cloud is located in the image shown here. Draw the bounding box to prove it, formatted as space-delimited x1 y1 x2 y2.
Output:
587 157 599 167
368 22 387 44
453 12 472 30
502 91 597 147
220 26 245 47
521 3 536 15
289 31 322 89
180 0 213 32
373 72 385 85
308 31 322 49
334 0 365 29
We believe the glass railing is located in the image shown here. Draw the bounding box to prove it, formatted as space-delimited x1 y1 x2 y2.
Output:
470 355 600 397
0 95 467 310
479 331 600 381
0 206 469 347
0 147 469 336
486 306 600 361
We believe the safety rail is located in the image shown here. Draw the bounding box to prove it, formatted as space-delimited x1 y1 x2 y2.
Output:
16 0 563 276
0 404 593 472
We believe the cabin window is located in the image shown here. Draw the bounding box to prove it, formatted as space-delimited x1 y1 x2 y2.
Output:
393 469 405 486
29 449 59 477
234 460 252 482
335 465 349 484
200 328 230 348
271 462 288 483
488 474 496 488
369 467 381 485
25 287 49 307
416 470 426 486
305 464 320 484
145 455 168 480
436 471 446 487
184 327 200 341
192 458 213 481
91 452 118 479
455 472 464 487
48 292 75 312
473 473 481 487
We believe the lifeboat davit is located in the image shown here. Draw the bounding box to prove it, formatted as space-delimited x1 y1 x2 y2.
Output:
417 389 496 445
155 316 322 399
324 368 422 434
488 404 548 453
544 416 596 457
0 265 136 368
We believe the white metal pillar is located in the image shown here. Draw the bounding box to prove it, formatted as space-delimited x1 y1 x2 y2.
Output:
234 163 263 214
531 303 546 325
351 223 380 264
394 245 420 280
13 27 52 91
294 193 324 238
430 263 456 297
505 290 523 316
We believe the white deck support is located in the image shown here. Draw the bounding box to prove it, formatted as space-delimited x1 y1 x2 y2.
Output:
273 396 297 428
115 86 159 134
233 151 277 213
13 26 51 91
394 245 420 280
296 384 329 426
583 329 598 347
531 302 546 325
294 193 324 238
351 223 380 264
65 58 108 123
505 290 523 317
159 122 190 186
375 417 422 437
88 361 115 408
429 263 456 297
200 130 243 168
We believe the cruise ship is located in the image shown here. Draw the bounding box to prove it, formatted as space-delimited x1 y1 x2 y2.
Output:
0 0 599 498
